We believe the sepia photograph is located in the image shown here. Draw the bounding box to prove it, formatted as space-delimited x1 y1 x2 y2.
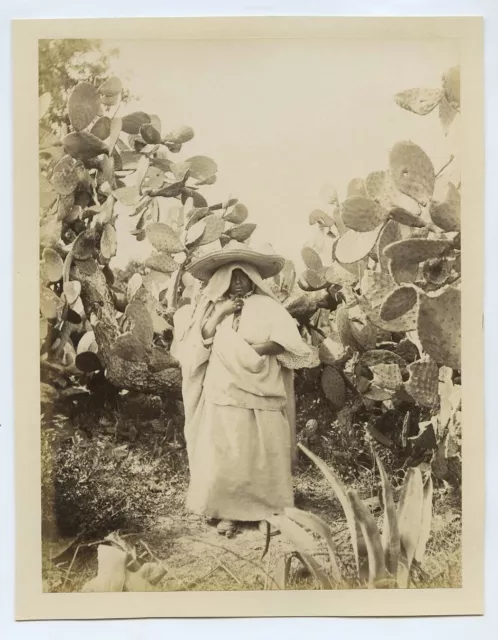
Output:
13 16 484 619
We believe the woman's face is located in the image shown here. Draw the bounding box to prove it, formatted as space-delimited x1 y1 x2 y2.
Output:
228 268 253 297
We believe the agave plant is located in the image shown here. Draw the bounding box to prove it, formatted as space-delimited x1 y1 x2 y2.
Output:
270 443 433 590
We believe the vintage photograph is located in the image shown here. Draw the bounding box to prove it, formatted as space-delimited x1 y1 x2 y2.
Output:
20 17 484 618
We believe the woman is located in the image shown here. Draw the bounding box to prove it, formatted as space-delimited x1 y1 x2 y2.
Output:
174 241 316 537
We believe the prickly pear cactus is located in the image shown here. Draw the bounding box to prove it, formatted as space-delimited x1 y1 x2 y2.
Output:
39 74 261 392
298 65 462 472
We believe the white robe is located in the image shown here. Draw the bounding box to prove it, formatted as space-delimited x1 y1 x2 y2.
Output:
175 264 315 521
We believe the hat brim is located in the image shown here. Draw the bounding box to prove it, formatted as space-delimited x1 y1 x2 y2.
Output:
187 249 286 282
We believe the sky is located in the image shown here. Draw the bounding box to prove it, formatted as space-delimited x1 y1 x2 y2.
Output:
104 37 460 269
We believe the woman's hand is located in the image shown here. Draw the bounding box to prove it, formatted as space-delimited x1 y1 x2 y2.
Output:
202 298 244 340
217 297 244 319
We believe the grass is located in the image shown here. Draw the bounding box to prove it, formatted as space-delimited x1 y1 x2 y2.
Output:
41 397 462 593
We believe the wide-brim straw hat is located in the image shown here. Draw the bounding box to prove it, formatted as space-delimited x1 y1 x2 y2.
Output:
187 240 286 282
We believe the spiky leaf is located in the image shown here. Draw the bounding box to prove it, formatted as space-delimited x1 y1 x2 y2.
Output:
284 507 342 585
375 455 400 579
348 490 388 587
272 515 332 589
298 443 369 582
397 467 424 587
414 476 434 563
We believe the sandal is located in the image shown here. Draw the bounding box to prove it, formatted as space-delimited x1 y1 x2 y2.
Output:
217 520 237 538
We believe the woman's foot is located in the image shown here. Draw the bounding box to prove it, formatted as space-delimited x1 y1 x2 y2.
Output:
217 520 237 538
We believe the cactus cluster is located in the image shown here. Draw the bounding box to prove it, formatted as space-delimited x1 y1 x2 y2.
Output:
39 75 260 381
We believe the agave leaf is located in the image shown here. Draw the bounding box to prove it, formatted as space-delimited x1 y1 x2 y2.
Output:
284 507 342 585
414 475 434 563
271 555 292 590
297 443 369 582
375 455 400 581
348 491 388 587
273 514 332 589
397 467 424 588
